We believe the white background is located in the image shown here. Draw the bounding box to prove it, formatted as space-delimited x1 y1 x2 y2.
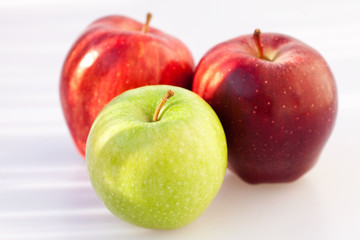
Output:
1 0 360 239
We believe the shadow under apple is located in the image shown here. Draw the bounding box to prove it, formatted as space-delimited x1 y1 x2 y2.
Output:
186 170 323 239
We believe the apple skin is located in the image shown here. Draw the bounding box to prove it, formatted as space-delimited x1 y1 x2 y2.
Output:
86 85 227 229
60 15 194 157
193 32 337 184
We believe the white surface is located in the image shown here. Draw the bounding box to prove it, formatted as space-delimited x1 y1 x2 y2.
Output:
1 0 360 239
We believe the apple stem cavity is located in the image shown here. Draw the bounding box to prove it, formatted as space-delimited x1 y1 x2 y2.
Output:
152 90 174 122
142 13 152 33
254 29 265 60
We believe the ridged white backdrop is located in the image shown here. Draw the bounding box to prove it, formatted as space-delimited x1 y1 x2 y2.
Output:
1 0 359 239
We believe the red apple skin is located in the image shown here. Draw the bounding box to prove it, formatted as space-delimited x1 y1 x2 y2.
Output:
193 32 337 184
60 15 194 157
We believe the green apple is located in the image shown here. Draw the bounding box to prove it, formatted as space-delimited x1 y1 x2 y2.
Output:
86 85 227 229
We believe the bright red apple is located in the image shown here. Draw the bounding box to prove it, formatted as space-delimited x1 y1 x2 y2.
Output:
60 13 194 157
193 29 337 184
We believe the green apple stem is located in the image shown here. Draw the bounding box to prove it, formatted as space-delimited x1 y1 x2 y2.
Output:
142 13 152 33
153 90 174 122
254 29 265 59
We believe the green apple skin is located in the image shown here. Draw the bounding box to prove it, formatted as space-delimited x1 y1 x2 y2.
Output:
86 85 227 229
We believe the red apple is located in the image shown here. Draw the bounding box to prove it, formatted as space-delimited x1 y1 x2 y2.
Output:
60 13 194 157
193 29 337 184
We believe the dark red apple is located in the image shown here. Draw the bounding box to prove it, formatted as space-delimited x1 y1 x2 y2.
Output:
60 13 194 157
193 29 337 184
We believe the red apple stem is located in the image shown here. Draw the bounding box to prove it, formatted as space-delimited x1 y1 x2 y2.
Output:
153 90 174 122
142 13 152 33
254 29 265 59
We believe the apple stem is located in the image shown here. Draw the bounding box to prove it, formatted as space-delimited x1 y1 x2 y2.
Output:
152 90 174 122
142 13 152 33
254 29 265 59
